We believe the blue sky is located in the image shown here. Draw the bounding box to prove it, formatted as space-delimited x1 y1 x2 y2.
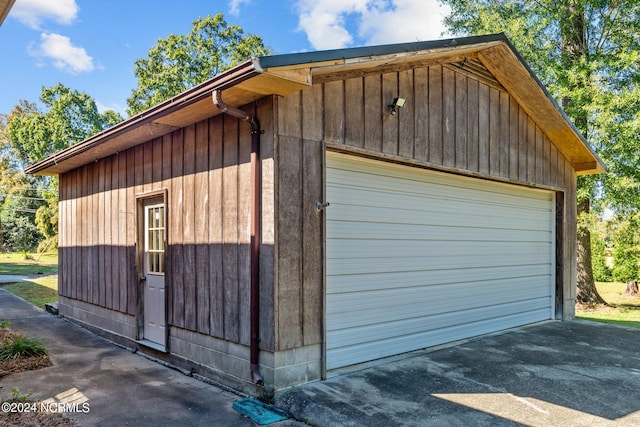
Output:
1 0 450 117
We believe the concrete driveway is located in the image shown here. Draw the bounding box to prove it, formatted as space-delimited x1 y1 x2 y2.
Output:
277 321 640 426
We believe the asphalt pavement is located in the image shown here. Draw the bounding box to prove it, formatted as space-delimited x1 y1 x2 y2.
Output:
0 289 303 426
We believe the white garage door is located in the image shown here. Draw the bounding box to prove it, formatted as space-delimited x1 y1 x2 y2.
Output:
326 152 555 371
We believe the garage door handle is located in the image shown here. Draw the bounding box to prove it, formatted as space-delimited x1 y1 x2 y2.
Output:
316 201 330 212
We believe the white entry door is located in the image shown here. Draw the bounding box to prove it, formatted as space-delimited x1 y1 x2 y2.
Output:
143 202 166 348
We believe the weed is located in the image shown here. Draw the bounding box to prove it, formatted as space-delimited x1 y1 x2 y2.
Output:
0 334 48 360
0 321 9 329
5 388 32 403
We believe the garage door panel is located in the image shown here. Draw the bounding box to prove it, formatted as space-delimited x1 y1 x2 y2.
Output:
328 297 553 350
328 221 551 242
327 275 553 327
326 305 554 371
327 239 552 262
327 252 552 276
328 206 551 233
328 162 551 207
327 238 551 256
328 185 552 228
327 265 553 294
326 152 554 371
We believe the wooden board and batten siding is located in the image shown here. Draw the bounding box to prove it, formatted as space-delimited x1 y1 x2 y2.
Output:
275 62 577 369
57 97 276 352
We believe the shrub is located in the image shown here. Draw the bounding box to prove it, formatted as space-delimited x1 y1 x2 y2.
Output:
612 215 640 283
592 233 613 282
0 334 48 360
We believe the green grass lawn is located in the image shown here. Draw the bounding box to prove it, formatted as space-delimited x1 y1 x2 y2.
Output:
2 275 59 309
0 252 58 276
0 252 59 308
576 281 640 329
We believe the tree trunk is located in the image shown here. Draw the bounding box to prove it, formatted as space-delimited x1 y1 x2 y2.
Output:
624 280 639 296
576 199 605 304
559 1 604 305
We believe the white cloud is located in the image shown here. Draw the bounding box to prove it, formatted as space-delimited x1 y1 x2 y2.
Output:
358 0 451 45
295 0 450 50
35 32 94 74
96 101 125 116
229 0 251 16
295 0 367 50
11 0 78 29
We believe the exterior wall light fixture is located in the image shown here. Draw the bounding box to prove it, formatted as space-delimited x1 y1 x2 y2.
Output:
389 97 406 115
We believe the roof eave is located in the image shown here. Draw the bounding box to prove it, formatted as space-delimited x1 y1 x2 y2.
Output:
26 32 606 177
477 40 606 176
26 60 262 176
0 0 15 26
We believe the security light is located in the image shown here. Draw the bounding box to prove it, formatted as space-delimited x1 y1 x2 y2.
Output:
389 97 406 115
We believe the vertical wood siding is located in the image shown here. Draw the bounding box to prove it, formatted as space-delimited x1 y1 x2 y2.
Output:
275 63 577 351
58 99 275 350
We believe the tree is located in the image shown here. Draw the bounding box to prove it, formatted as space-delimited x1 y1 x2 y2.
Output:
440 0 640 304
0 159 45 252
611 213 640 283
127 13 270 116
3 84 123 252
6 84 123 166
591 218 613 282
34 180 58 253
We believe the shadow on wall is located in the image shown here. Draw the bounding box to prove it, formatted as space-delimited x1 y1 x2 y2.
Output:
57 243 276 351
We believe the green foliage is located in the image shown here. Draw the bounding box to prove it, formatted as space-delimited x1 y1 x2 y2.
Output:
2 85 121 252
6 83 123 166
36 236 58 253
34 178 58 241
0 334 48 360
127 13 270 116
0 165 46 252
591 232 612 282
2 215 42 253
6 388 32 403
0 321 10 330
611 213 640 282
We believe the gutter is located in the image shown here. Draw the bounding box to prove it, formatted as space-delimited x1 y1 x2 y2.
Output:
212 90 264 386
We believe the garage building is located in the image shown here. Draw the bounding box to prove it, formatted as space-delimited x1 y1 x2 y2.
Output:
27 33 605 396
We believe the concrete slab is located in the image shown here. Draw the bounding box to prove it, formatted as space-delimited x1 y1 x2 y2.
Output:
0 275 29 284
0 290 303 427
277 321 640 426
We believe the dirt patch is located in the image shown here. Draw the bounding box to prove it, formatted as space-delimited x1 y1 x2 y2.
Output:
0 329 52 379
576 302 611 311
0 328 78 427
0 355 52 379
0 410 79 427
